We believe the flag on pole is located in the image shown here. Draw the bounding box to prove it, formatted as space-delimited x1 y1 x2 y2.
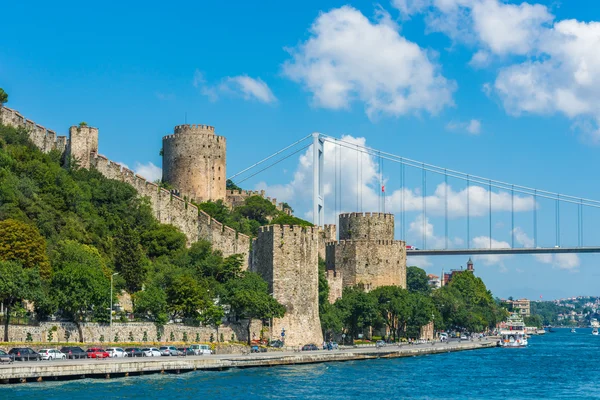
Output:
382 185 385 192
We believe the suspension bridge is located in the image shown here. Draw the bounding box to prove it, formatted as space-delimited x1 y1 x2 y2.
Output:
229 133 600 256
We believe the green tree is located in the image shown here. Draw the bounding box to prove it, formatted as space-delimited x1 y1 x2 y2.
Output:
0 88 7 106
50 241 110 342
114 224 147 293
223 272 286 345
406 292 437 338
336 286 379 341
166 275 211 321
133 285 168 325
406 266 430 295
200 303 225 341
141 224 187 259
226 179 242 191
0 261 43 341
371 286 410 341
0 219 51 279
320 302 343 340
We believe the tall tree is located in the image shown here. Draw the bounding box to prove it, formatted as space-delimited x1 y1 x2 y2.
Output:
51 241 110 342
0 219 51 279
336 286 379 341
406 266 430 295
114 224 147 293
223 272 285 345
0 261 43 341
371 286 410 341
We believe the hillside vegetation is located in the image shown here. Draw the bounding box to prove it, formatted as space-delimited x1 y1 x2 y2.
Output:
0 123 283 342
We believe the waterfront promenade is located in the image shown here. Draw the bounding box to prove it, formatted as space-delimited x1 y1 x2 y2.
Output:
0 339 495 384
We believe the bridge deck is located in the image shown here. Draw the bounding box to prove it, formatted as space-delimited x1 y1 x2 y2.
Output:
407 247 600 256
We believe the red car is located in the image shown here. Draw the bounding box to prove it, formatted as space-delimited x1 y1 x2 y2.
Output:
86 348 109 359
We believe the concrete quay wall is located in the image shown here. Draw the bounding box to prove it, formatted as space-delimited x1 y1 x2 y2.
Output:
0 341 495 384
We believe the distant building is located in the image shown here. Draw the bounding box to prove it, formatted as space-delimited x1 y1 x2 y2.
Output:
442 258 475 286
508 298 531 317
428 274 441 289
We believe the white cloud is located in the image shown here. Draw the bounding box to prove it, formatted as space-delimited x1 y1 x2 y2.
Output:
282 6 455 119
193 70 276 104
134 162 162 183
255 135 535 224
446 119 481 134
220 76 277 103
395 0 600 141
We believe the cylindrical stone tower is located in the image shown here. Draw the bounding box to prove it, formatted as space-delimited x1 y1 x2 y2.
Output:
162 124 226 202
338 212 395 241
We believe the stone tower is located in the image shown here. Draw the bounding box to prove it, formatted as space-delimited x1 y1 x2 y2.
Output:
252 225 323 347
162 124 226 202
326 212 406 291
68 125 99 169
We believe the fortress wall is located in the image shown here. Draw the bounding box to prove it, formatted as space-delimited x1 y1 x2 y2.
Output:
252 225 323 346
328 240 406 290
0 106 69 154
338 212 395 241
325 270 343 304
225 189 292 215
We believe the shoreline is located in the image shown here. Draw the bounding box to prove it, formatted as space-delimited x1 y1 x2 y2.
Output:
0 339 495 385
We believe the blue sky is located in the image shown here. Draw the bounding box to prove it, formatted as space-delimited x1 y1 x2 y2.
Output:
2 0 600 300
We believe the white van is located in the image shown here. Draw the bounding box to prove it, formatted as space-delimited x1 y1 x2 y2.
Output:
188 344 212 355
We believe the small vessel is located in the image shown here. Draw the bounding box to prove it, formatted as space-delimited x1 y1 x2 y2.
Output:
499 314 528 348
571 328 576 333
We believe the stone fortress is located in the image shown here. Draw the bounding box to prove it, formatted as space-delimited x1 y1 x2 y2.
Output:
0 105 407 346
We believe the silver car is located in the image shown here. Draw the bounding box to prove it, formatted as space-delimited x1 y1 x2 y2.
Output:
141 347 161 357
159 346 180 356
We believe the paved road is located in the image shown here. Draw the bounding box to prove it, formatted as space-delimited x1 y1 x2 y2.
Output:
0 339 494 370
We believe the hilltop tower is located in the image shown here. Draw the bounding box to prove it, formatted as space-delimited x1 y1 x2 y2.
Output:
162 124 226 202
326 212 406 291
68 124 99 169
252 225 323 347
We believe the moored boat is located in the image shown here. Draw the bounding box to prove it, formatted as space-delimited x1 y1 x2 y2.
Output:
500 314 528 348
592 319 599 335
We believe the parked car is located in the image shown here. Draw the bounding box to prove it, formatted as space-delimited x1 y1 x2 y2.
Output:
141 347 161 357
106 347 128 358
376 340 386 348
302 344 319 351
251 345 267 353
86 348 109 359
61 346 87 359
188 344 212 355
125 347 145 357
159 346 181 356
177 347 195 356
460 333 468 341
0 349 15 363
39 349 67 360
269 340 284 348
8 348 40 361
323 341 339 350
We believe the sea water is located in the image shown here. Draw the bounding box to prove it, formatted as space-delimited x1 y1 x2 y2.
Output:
6 328 600 399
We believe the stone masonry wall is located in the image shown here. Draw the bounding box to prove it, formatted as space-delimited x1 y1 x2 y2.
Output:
327 240 406 291
0 106 69 154
326 270 343 304
0 320 262 344
68 125 98 168
252 225 323 347
318 224 337 260
338 212 395 241
162 125 227 203
90 154 251 268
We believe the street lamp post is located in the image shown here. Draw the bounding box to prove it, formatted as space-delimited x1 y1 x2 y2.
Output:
110 272 119 344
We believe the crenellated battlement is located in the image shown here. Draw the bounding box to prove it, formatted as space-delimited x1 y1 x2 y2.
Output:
338 211 395 241
225 189 292 215
0 106 69 154
258 224 320 235
332 239 405 247
173 124 215 135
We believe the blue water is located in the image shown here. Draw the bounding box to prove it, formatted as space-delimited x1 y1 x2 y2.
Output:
7 328 600 399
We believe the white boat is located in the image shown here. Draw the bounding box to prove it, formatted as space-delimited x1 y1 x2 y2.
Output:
593 328 599 336
499 314 528 348
592 319 599 335
571 328 576 333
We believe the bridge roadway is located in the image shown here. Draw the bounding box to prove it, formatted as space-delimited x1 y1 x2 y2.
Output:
408 247 600 256
0 339 495 384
